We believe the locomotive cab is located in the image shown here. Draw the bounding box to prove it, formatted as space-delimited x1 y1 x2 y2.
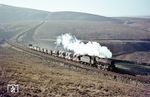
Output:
29 44 33 47
107 60 116 71
95 57 115 71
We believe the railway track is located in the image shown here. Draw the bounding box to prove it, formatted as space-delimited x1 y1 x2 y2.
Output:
7 41 150 88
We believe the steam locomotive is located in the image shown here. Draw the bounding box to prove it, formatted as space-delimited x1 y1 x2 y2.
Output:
28 44 116 71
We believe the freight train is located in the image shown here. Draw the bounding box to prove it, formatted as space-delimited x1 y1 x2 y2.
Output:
28 44 116 71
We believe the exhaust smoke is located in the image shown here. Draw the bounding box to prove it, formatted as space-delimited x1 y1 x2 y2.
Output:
56 33 112 58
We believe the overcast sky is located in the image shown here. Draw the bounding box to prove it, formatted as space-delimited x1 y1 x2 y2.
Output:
0 0 150 17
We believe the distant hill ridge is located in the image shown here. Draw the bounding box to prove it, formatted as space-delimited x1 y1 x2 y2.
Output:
0 4 49 22
0 4 122 23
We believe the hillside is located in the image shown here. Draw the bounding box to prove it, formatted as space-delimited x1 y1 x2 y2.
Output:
0 45 149 97
46 11 122 23
0 4 150 62
0 4 150 40
0 4 121 23
0 21 42 40
0 4 49 22
33 20 150 40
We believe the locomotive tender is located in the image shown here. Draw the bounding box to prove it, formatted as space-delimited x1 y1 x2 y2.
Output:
28 44 115 71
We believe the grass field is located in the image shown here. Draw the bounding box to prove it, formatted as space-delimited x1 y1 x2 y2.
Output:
0 44 150 97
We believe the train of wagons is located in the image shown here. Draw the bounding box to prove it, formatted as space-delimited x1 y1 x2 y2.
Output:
28 44 116 71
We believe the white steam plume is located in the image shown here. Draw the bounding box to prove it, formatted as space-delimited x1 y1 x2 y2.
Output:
56 33 112 58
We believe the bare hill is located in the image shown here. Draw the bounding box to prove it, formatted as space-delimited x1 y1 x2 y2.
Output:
0 4 122 23
0 4 150 61
0 46 149 97
1 4 150 41
0 4 49 22
0 21 42 40
46 11 122 23
34 20 150 40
